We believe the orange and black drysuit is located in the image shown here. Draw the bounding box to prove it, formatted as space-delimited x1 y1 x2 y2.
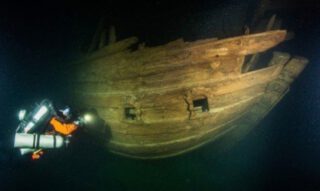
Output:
49 117 78 135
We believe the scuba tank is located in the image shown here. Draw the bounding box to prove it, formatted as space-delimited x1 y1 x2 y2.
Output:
14 99 59 155
16 99 56 134
14 133 66 149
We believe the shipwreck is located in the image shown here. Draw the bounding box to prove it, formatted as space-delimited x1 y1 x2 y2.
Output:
67 14 308 159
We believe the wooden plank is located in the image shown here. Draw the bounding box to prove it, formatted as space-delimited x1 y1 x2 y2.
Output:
99 94 261 139
187 30 286 56
74 83 266 123
72 61 284 94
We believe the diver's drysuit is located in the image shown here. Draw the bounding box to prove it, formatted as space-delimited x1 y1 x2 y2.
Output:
14 99 82 160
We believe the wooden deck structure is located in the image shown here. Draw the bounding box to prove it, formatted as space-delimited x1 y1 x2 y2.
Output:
69 30 308 159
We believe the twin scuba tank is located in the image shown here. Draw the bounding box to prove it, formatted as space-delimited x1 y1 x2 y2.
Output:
14 99 68 155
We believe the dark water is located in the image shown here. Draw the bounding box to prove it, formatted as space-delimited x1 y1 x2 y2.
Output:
1 0 320 190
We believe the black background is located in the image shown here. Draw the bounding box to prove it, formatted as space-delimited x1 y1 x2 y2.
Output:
0 0 320 190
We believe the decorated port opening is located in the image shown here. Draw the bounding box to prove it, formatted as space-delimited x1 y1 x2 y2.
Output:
125 107 137 120
241 51 274 73
192 98 209 112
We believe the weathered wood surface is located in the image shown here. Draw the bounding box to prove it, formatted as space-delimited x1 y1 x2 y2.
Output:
70 30 308 159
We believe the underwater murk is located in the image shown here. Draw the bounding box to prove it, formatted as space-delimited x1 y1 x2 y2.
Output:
1 0 320 190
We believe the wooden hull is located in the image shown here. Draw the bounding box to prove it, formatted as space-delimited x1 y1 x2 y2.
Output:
70 30 308 159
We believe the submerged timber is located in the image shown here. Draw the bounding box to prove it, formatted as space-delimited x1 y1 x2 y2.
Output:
70 30 308 159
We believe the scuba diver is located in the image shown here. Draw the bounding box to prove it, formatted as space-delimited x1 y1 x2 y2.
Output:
14 99 85 160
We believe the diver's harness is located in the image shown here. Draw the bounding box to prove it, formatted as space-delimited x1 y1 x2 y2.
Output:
14 99 81 155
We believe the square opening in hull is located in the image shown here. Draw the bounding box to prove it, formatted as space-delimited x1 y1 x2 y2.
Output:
193 98 209 112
